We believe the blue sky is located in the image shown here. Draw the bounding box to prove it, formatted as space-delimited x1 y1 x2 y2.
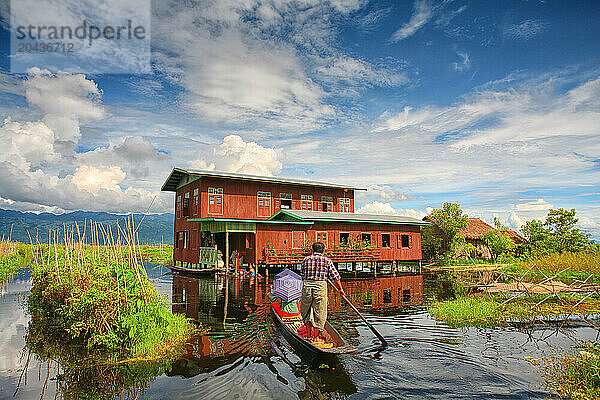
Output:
0 0 599 238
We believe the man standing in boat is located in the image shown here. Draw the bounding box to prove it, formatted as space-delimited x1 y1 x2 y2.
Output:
300 241 345 342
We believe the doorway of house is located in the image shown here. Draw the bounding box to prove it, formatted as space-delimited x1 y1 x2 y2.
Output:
212 232 255 266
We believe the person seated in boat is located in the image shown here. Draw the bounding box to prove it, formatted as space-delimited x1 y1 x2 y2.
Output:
300 241 345 343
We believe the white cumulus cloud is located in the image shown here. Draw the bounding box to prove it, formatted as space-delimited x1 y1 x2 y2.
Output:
189 135 282 176
24 67 106 152
357 184 413 203
357 201 427 219
511 199 554 212
71 165 126 195
0 69 168 213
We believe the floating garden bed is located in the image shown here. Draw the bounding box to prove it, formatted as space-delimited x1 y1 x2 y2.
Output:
26 220 193 363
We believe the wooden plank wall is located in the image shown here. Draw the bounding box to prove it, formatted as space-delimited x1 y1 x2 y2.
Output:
254 222 422 262
199 177 354 219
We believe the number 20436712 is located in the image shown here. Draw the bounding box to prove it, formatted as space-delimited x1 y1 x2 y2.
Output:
17 42 74 53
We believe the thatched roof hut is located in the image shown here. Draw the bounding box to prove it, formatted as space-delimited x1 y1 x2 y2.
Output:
423 217 524 259
460 218 525 244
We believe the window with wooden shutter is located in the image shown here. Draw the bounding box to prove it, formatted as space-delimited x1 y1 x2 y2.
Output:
399 234 410 248
316 231 328 247
208 187 223 215
321 196 333 212
183 192 190 217
402 288 411 303
361 233 371 246
301 194 313 210
382 233 391 248
339 232 349 247
177 231 185 249
280 193 292 209
257 191 271 216
193 188 199 215
339 198 350 212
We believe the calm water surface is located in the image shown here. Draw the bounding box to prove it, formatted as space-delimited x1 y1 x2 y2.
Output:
1 264 599 399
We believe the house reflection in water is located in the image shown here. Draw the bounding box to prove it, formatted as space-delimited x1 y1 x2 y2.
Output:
169 274 363 396
172 274 423 324
171 273 423 359
334 275 424 311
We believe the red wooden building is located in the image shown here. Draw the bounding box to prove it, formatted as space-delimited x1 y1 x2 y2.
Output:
161 168 428 272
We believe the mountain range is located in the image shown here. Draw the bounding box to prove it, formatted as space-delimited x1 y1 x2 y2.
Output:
0 209 174 245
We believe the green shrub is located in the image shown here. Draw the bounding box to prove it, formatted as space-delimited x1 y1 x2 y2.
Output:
546 342 600 399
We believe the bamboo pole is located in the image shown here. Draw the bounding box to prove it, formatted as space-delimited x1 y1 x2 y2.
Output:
225 231 230 274
53 229 60 282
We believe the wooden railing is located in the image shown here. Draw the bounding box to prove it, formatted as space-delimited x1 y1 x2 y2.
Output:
262 247 381 264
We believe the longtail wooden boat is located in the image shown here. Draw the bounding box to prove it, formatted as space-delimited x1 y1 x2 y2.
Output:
167 264 220 276
268 293 356 357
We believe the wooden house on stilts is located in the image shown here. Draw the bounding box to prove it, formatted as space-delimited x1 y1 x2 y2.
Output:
161 168 428 274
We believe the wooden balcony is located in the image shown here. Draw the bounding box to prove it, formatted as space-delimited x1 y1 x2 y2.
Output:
262 247 381 265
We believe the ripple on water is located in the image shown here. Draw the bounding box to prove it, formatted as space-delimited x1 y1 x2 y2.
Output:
1 269 596 399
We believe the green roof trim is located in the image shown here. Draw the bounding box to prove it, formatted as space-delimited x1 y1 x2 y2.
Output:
187 217 313 225
269 209 430 226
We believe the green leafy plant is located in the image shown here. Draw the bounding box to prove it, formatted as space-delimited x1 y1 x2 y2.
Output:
0 240 31 282
482 218 516 261
422 202 469 259
545 341 600 400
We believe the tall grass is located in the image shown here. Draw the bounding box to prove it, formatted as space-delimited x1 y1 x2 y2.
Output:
27 217 192 359
528 252 600 275
0 230 31 282
502 252 600 284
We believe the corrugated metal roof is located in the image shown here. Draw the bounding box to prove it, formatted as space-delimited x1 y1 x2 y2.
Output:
187 217 312 225
270 209 429 225
161 168 365 192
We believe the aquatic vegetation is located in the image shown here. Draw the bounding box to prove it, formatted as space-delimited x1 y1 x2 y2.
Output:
23 319 177 400
430 294 600 327
0 239 31 282
545 341 600 400
206 302 273 356
27 219 193 360
501 252 600 284
138 244 173 264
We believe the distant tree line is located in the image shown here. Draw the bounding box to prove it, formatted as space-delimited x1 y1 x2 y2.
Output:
422 203 596 261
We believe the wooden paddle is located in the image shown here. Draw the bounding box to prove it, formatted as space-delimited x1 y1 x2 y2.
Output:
328 280 388 347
